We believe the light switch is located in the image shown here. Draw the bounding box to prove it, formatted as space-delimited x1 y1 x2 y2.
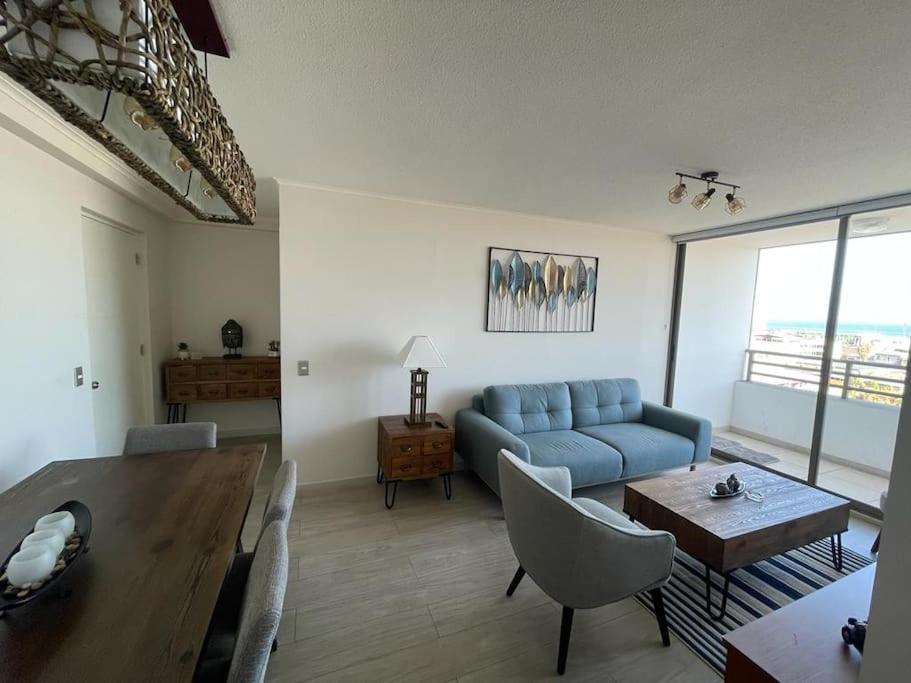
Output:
74 366 84 387
298 360 310 376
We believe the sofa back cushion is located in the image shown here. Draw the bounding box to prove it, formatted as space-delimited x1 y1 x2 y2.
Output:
567 378 642 428
471 394 485 413
483 383 572 435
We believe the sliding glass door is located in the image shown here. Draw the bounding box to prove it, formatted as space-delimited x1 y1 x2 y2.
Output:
815 209 911 506
669 205 911 514
673 221 839 485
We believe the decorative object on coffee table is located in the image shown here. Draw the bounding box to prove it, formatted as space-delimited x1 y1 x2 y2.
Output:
376 414 453 509
486 247 598 332
177 342 191 360
624 463 850 621
221 319 244 359
267 340 280 358
398 336 446 427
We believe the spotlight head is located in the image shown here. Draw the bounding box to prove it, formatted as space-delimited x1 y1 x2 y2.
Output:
725 193 746 216
668 180 688 204
691 187 716 211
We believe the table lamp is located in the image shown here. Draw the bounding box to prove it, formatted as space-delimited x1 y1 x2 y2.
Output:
399 335 446 426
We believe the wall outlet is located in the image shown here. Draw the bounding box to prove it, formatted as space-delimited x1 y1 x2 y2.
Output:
298 360 309 376
74 366 84 387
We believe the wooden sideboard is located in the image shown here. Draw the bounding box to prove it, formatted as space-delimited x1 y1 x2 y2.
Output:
163 356 281 423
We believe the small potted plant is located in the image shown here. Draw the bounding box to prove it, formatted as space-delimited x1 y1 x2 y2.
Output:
267 340 280 358
177 342 191 360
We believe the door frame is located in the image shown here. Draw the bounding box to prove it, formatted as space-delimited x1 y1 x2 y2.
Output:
81 207 155 427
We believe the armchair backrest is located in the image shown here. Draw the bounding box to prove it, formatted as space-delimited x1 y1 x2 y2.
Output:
497 449 674 608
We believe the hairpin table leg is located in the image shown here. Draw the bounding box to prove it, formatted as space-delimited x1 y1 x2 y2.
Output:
705 565 731 621
442 473 452 500
831 533 843 571
384 480 398 509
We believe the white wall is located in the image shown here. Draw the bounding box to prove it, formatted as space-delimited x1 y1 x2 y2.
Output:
0 126 172 492
673 239 758 428
859 374 911 682
278 183 674 483
731 380 898 473
166 222 281 435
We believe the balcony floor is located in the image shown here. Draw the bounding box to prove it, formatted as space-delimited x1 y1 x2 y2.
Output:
714 429 888 507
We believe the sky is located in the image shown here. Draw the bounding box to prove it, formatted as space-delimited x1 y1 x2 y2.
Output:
751 231 911 330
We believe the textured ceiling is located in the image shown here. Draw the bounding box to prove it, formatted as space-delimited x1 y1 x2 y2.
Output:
209 1 911 233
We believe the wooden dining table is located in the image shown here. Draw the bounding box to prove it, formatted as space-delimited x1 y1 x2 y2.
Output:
0 443 264 682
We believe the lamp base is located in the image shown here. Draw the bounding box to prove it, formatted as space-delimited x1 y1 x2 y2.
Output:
403 416 432 428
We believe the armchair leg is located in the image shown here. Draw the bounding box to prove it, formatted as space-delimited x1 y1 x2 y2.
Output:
650 587 671 646
506 566 526 596
689 464 696 472
557 606 574 675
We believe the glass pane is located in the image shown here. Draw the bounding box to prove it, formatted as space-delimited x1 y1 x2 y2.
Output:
817 209 911 506
674 220 839 482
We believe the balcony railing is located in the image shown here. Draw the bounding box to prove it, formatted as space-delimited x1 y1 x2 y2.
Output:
744 348 906 405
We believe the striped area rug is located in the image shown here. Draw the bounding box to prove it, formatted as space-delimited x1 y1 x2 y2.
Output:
635 539 872 675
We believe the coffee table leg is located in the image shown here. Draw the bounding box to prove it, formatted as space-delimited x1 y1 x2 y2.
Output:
704 566 731 621
384 480 399 509
830 533 843 571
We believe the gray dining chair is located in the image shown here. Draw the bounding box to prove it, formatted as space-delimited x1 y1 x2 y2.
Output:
262 460 297 531
196 520 289 683
122 422 217 455
228 520 288 683
497 449 676 675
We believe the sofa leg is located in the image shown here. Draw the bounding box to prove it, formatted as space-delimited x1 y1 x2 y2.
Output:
689 464 696 472
506 565 526 596
650 587 671 646
557 606 574 675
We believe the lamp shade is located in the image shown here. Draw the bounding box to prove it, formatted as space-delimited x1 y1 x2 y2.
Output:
399 336 447 369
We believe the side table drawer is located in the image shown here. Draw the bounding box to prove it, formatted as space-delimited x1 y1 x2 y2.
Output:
390 438 420 457
169 384 197 402
228 382 259 399
168 365 196 383
198 364 226 381
423 453 452 475
227 364 257 381
389 455 422 479
422 436 451 455
198 383 227 400
258 381 281 398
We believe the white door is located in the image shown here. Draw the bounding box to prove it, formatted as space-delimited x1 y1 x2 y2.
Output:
82 214 146 456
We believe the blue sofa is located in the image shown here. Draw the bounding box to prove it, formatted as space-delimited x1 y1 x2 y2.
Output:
455 378 711 495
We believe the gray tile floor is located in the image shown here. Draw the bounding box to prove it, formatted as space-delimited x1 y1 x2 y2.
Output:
225 435 880 682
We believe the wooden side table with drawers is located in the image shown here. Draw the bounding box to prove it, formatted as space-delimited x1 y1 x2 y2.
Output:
376 413 454 509
163 356 281 424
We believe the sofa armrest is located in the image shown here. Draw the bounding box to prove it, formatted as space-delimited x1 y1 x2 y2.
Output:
641 401 712 463
455 408 530 496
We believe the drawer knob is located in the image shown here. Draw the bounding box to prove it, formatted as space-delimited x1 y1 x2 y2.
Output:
400 463 412 471
432 441 443 449
400 445 413 453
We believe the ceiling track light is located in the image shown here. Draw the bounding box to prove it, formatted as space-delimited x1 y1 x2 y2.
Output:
667 171 746 215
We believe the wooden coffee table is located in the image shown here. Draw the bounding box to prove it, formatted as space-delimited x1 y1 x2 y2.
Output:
623 463 850 620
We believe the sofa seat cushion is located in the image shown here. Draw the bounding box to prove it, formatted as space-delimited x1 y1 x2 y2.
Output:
576 423 695 477
521 430 623 487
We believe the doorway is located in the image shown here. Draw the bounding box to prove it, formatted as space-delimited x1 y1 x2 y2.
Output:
82 212 149 456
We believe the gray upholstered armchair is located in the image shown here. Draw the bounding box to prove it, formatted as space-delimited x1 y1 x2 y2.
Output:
497 449 676 675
